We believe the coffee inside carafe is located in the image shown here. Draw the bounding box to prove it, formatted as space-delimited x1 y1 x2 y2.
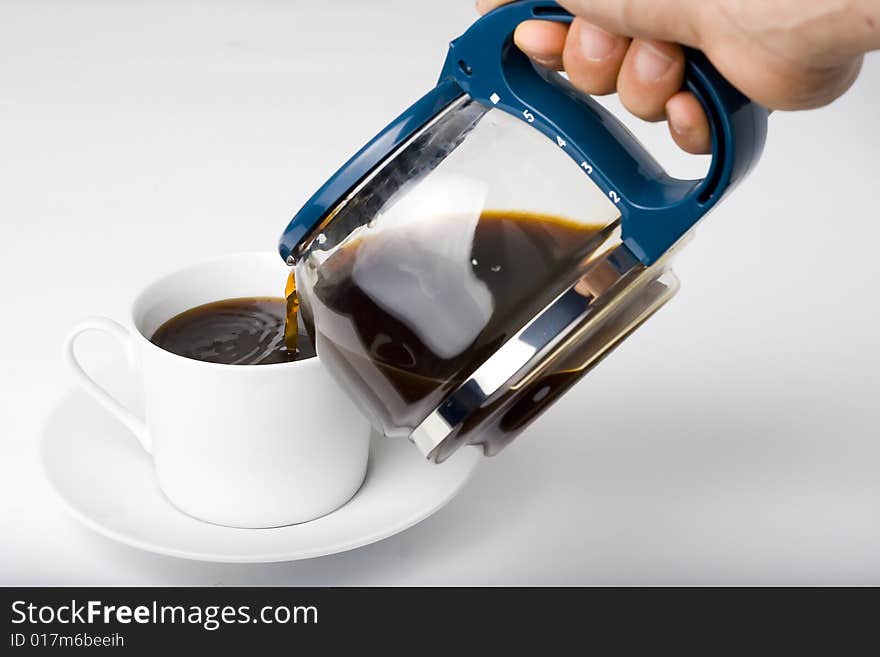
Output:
303 209 607 437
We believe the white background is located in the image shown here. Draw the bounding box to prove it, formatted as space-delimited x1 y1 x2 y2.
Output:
2 0 878 584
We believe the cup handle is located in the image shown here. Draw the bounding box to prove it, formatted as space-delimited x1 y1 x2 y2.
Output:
63 317 152 453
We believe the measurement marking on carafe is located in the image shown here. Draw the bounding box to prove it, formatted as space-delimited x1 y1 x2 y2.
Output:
523 109 535 123
580 161 593 175
489 92 500 105
556 135 566 148
609 191 621 204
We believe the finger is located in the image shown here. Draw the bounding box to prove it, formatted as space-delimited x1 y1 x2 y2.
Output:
562 18 630 96
475 0 514 15
665 91 711 154
617 39 685 122
514 20 568 70
558 0 703 46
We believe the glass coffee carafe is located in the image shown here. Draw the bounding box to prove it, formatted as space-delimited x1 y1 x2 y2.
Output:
279 1 768 462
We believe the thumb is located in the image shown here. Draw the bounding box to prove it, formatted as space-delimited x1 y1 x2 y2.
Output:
557 0 704 47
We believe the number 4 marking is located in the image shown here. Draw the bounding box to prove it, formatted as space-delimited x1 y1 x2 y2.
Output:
556 135 566 148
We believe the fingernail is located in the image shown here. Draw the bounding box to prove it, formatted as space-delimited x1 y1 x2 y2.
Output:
668 113 688 135
578 22 617 62
531 54 560 69
634 42 673 81
667 108 693 138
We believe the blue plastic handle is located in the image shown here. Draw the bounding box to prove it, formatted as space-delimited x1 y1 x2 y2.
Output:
279 1 767 266
440 0 768 264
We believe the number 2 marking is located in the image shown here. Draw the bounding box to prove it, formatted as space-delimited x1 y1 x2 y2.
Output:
609 191 621 204
580 161 593 174
523 109 535 123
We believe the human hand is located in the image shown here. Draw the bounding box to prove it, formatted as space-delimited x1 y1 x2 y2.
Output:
477 0 879 153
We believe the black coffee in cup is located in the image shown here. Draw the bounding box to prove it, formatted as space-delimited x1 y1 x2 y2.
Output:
151 297 315 365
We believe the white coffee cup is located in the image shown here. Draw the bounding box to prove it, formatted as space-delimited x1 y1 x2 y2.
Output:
63 252 371 528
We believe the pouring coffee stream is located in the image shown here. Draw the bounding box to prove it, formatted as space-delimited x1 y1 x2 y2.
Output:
278 1 768 462
284 270 301 354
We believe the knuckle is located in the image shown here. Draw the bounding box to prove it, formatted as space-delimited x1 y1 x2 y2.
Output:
771 61 856 109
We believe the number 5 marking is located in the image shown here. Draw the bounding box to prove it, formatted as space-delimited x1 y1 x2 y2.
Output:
523 109 535 123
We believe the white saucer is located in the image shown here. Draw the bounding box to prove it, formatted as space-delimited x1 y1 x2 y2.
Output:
40 368 481 563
